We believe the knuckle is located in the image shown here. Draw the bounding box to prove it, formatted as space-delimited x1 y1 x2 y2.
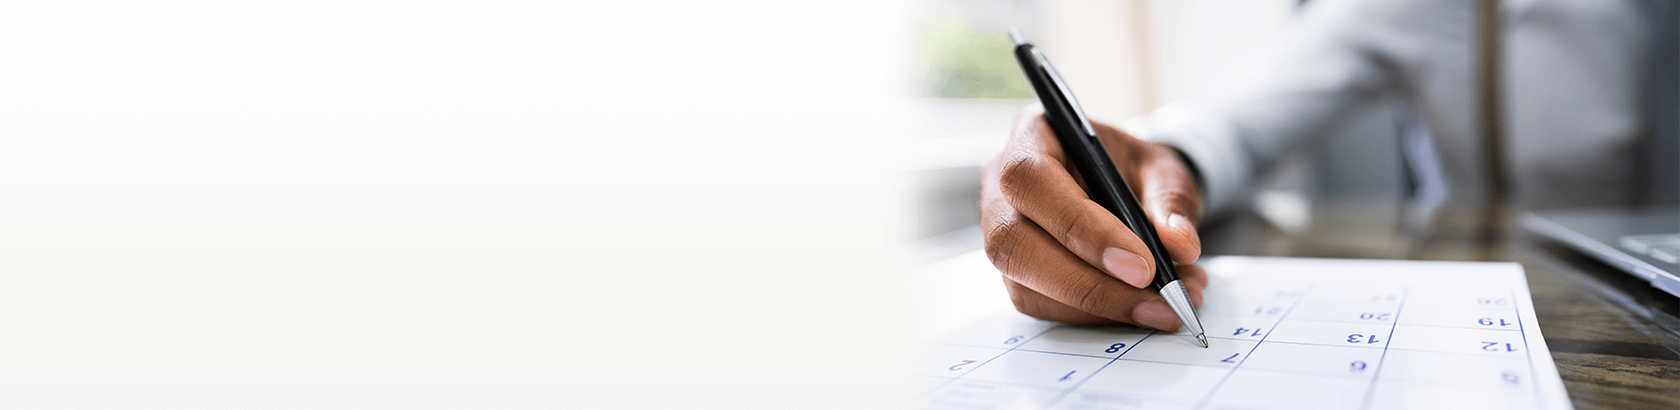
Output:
1073 280 1112 317
1151 189 1201 216
1007 286 1070 323
982 214 1023 273
1048 200 1092 244
996 150 1040 199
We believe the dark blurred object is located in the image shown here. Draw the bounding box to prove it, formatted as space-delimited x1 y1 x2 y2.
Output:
1633 0 1678 207
1522 210 1680 315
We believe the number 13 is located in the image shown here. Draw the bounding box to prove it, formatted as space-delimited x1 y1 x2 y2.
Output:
1347 334 1381 344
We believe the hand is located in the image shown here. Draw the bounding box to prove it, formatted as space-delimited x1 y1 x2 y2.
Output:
980 104 1207 330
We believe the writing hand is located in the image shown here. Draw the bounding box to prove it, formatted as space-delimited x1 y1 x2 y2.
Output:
980 104 1207 330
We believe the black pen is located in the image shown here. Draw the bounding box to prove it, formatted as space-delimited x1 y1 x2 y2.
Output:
1008 27 1207 347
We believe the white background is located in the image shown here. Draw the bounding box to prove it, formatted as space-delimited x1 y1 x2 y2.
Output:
0 1 914 408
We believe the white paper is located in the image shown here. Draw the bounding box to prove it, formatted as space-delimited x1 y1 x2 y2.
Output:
910 256 1572 410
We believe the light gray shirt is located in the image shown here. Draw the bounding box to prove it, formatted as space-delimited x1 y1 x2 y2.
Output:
1124 0 1655 214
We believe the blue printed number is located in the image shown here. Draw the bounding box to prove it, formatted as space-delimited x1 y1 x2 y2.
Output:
1502 371 1519 384
949 360 976 371
1003 335 1023 345
1478 318 1513 327
1104 343 1126 354
1350 361 1367 372
1482 342 1519 352
1359 312 1391 321
1233 328 1263 337
1347 334 1381 344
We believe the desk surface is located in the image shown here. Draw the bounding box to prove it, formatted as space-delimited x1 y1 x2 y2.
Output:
1197 202 1680 409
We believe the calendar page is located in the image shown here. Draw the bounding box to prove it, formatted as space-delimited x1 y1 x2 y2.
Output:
909 256 1572 410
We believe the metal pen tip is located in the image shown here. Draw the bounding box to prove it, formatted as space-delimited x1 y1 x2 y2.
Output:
1007 26 1026 46
1159 280 1208 348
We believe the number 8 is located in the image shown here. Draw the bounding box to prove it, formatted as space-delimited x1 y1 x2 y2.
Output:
1105 343 1126 353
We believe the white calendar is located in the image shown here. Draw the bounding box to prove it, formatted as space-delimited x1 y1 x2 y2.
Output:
910 256 1572 410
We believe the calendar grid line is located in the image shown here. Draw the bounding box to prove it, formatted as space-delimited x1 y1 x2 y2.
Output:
1236 339 1385 349
1040 329 1157 407
921 324 1063 397
1012 348 1114 360
1283 318 1522 331
1358 287 1409 410
1192 286 1315 410
929 377 1072 394
1513 290 1542 404
1111 355 1249 369
1204 335 1262 342
1233 365 1383 381
1379 346 1538 357
1387 322 1522 331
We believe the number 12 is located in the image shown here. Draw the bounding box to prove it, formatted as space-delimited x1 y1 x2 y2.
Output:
1482 342 1518 352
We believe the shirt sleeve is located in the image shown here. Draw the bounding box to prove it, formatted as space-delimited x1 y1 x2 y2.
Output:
1121 0 1472 215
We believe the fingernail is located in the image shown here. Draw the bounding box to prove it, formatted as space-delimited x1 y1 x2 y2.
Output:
1134 299 1182 331
1102 247 1153 288
1168 213 1194 235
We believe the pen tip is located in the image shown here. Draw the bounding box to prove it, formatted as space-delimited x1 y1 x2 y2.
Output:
1007 26 1026 46
1196 334 1208 348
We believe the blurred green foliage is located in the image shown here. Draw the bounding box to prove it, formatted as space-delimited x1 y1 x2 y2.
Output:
918 15 1031 99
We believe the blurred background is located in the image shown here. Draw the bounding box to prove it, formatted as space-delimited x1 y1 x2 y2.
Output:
0 1 916 408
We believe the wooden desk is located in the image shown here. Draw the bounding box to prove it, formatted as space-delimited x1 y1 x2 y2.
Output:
1198 201 1680 409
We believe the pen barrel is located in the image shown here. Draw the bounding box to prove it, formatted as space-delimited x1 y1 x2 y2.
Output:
1074 135 1182 290
1014 44 1181 291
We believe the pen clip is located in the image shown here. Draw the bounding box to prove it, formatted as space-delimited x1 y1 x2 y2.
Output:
1033 48 1098 138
